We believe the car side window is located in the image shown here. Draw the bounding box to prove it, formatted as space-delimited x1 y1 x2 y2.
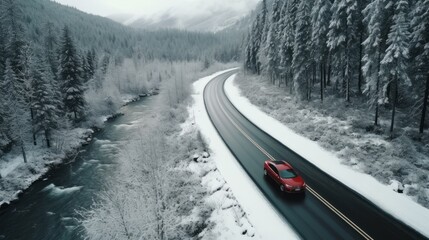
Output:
269 164 278 175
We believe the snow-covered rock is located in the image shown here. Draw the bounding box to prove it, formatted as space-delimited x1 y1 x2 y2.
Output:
389 180 404 193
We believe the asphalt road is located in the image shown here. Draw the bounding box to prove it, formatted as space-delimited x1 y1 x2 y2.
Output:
203 70 427 240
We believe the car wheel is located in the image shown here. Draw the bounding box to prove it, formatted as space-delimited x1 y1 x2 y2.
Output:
264 169 267 176
280 185 285 192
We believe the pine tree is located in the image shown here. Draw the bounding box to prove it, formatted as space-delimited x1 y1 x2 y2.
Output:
292 0 312 100
327 0 359 102
411 0 429 133
0 8 7 147
60 26 85 120
311 0 332 101
244 34 253 71
256 0 269 74
101 54 110 75
80 53 89 83
44 22 59 79
86 49 97 80
0 14 6 83
280 0 299 91
380 0 411 138
2 0 28 104
2 59 28 162
356 0 370 95
266 0 283 84
362 0 389 126
246 16 259 74
31 56 60 148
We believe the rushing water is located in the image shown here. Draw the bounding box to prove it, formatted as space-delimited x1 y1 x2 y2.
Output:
0 96 157 240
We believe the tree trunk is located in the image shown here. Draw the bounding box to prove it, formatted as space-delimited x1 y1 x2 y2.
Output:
33 131 37 146
312 63 316 86
323 62 327 89
374 52 382 126
358 32 363 95
327 63 332 86
346 68 350 103
45 129 51 148
307 75 311 101
390 77 398 138
74 110 77 119
419 74 429 133
284 73 288 88
374 78 380 126
31 108 37 146
320 62 324 102
21 140 27 163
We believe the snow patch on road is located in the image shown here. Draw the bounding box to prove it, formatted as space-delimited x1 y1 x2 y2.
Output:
225 74 429 237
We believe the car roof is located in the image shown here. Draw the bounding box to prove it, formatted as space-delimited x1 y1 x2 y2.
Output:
270 160 292 170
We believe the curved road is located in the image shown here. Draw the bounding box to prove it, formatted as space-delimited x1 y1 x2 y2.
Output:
204 70 426 240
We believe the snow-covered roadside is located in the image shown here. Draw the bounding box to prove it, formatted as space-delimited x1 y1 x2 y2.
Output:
225 74 429 237
189 69 300 239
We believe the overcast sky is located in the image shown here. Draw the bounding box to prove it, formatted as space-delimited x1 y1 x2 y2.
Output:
52 0 260 19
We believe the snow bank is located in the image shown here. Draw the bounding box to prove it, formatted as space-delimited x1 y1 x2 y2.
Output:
224 74 429 237
190 69 300 239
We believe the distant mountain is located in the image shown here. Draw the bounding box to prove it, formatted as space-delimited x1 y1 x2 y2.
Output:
219 0 275 35
109 8 249 33
12 0 240 61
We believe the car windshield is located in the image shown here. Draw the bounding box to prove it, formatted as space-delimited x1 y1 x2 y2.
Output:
279 169 297 179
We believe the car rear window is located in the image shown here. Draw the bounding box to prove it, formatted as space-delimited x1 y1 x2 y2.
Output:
279 169 297 179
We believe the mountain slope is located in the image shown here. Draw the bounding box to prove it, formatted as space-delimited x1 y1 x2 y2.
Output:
17 0 238 61
116 8 248 33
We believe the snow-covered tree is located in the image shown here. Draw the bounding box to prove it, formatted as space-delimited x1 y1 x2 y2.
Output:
411 0 429 133
0 12 6 83
256 0 269 74
82 129 192 239
244 34 253 71
362 0 390 126
311 0 332 101
356 0 370 95
265 0 283 83
327 0 359 102
85 49 97 81
31 56 60 148
246 0 269 75
380 0 411 137
44 22 59 79
1 59 29 162
59 26 85 120
2 0 29 103
292 0 312 100
280 0 299 90
0 7 9 151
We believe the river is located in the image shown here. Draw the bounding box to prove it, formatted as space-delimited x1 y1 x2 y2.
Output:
0 96 157 240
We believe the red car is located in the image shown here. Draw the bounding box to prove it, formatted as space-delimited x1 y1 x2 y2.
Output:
264 160 306 193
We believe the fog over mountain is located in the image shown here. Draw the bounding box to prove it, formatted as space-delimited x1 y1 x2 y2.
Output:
110 8 250 32
54 0 260 32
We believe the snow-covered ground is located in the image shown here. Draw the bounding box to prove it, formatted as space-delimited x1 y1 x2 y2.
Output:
225 74 429 237
189 69 300 239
